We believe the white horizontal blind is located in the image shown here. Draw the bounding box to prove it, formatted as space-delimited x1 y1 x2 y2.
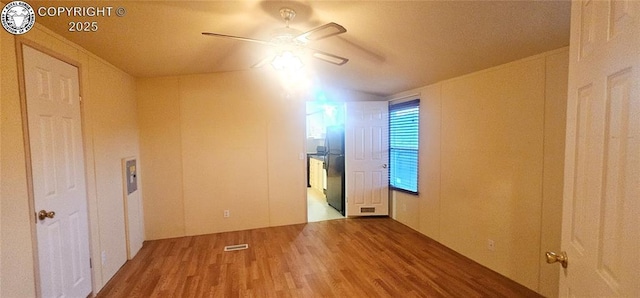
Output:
389 99 419 194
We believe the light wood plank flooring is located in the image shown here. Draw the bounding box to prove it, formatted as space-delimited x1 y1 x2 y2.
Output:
97 218 541 297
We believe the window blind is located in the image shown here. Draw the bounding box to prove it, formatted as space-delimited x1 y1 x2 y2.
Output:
389 99 419 194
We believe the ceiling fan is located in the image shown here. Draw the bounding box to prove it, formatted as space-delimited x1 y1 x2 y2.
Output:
202 8 349 69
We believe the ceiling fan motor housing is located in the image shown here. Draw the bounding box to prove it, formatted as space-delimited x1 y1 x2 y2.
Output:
271 27 306 46
280 8 296 24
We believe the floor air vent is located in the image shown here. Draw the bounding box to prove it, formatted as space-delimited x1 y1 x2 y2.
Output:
361 207 376 213
224 244 249 252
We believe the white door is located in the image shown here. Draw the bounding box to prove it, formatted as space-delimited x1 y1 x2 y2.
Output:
23 45 92 297
556 1 639 296
345 101 389 216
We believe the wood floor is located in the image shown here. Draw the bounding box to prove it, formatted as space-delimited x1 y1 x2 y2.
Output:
97 218 541 297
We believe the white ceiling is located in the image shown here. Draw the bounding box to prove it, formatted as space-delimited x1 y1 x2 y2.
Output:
33 1 571 97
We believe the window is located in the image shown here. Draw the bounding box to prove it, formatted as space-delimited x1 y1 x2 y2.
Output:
389 99 419 194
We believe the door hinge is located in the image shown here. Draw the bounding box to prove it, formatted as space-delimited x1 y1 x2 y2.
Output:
89 258 92 268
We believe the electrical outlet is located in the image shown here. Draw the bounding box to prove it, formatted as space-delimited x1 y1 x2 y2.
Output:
224 210 230 218
487 239 495 251
101 250 106 265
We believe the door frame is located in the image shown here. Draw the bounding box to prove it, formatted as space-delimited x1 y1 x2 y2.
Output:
304 100 347 221
15 38 95 297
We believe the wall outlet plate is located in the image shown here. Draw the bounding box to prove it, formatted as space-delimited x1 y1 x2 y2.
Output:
487 239 496 251
223 210 230 218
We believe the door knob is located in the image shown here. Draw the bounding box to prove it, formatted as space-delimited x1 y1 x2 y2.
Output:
38 210 56 221
545 251 568 268
382 164 388 168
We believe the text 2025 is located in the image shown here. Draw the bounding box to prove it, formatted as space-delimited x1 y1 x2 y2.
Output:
68 22 98 32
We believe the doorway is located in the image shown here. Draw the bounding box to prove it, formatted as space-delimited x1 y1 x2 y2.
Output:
306 100 345 222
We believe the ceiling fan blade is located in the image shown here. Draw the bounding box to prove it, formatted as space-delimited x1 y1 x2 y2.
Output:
295 22 346 43
202 32 274 46
251 55 274 68
311 49 349 66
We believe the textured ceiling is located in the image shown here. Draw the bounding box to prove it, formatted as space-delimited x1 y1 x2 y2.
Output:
33 1 571 97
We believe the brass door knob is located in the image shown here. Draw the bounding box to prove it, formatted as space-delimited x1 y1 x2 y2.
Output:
38 210 56 221
546 251 568 268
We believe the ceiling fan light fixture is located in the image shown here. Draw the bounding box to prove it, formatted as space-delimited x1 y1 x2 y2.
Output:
202 7 349 69
271 51 303 70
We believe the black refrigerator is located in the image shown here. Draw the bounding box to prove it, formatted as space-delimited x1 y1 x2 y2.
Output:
325 125 345 215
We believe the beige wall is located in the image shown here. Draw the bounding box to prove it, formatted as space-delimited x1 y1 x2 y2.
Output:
137 77 185 239
390 48 568 296
1 28 35 297
1 25 140 296
85 55 140 282
138 71 307 239
0 23 4 297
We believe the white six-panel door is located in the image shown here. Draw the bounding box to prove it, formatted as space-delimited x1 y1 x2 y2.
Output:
345 101 389 216
23 45 92 297
559 0 639 296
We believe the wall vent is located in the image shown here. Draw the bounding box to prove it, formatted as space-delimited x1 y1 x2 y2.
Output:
224 244 249 252
361 207 376 213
